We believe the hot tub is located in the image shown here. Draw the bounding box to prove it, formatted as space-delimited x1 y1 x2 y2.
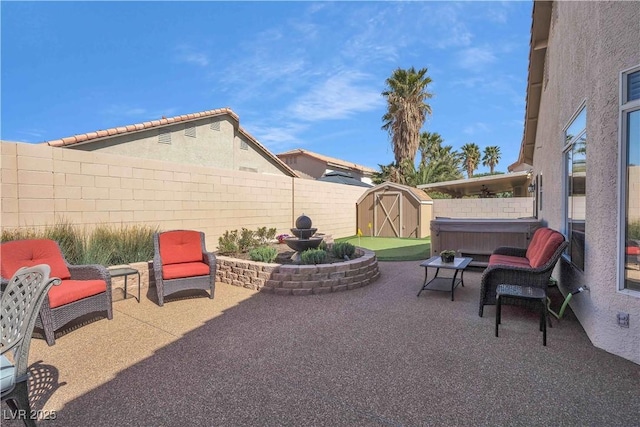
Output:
430 218 542 267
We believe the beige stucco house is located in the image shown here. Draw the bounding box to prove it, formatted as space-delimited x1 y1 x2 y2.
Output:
277 149 375 184
512 1 640 364
44 108 298 177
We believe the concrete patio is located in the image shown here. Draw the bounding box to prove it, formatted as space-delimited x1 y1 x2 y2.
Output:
3 261 639 426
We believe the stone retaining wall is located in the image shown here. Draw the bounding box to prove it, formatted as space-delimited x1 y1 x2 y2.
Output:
215 248 380 295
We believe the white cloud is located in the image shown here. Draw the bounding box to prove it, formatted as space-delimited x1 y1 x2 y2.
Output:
174 45 209 67
463 122 490 135
289 72 383 122
457 47 497 69
428 4 473 49
247 123 308 152
16 129 45 138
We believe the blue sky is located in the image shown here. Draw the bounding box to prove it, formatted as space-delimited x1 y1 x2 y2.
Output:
1 1 532 173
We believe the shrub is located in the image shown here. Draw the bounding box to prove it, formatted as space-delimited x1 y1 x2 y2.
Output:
218 230 240 255
255 227 277 245
300 248 327 265
239 228 256 253
1 219 157 265
332 242 356 260
42 220 85 265
249 246 278 263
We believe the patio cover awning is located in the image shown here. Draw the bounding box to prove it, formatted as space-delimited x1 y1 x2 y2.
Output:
416 171 531 198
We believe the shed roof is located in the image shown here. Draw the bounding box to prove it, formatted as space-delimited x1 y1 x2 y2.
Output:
357 181 433 205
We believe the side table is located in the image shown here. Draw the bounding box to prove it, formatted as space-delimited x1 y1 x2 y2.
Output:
417 256 472 301
109 267 141 303
495 284 549 346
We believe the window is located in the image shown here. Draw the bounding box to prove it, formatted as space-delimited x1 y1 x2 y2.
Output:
620 66 640 293
564 106 586 271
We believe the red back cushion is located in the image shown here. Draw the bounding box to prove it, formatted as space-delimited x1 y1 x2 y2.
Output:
528 230 565 268
158 231 203 265
1 239 71 280
526 228 552 261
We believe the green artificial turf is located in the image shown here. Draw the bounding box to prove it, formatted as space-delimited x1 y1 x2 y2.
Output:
335 236 431 261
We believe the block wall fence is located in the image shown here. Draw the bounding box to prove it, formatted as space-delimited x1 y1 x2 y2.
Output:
432 197 534 219
2 141 538 248
0 141 366 249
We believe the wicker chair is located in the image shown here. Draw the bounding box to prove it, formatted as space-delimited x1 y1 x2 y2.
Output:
1 265 61 426
153 230 216 306
0 239 113 346
479 227 568 317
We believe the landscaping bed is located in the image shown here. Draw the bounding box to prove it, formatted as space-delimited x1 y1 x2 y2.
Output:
215 247 380 295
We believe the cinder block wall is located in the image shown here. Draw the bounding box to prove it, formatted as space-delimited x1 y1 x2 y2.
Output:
1 141 366 249
432 198 534 219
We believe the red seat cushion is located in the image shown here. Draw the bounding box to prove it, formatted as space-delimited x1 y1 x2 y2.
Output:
158 231 203 265
489 254 532 268
627 246 640 256
162 262 210 280
48 279 107 309
1 239 71 280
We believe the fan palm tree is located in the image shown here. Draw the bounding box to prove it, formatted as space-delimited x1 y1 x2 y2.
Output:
461 143 481 178
381 67 433 179
482 146 501 174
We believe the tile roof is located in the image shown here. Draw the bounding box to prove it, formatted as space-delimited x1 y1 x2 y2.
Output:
42 107 298 177
276 149 376 174
44 108 237 147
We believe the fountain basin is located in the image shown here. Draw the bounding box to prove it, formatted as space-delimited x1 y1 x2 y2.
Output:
284 236 323 252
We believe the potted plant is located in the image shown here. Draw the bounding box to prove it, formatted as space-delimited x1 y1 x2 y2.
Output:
440 250 456 263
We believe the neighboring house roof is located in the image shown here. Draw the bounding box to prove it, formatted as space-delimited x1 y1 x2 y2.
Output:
317 171 373 188
417 171 531 197
42 107 299 177
510 0 552 171
277 149 376 175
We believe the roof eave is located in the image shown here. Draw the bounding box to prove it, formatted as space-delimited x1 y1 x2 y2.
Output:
516 1 552 169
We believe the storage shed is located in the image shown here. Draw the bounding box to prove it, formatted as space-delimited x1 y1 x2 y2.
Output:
356 182 433 238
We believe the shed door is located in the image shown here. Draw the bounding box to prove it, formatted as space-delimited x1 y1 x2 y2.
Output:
374 192 402 237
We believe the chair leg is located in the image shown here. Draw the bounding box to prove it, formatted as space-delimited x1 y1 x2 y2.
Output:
38 311 56 346
495 295 501 337
541 299 547 346
5 381 38 427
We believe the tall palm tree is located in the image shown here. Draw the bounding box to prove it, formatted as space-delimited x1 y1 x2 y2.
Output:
460 143 481 178
482 146 501 174
381 67 433 179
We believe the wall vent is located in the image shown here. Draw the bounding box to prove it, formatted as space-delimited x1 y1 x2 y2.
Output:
210 121 220 131
240 140 249 150
158 129 171 144
239 166 258 173
185 124 196 138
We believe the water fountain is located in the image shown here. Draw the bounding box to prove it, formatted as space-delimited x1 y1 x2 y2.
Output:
284 214 323 254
